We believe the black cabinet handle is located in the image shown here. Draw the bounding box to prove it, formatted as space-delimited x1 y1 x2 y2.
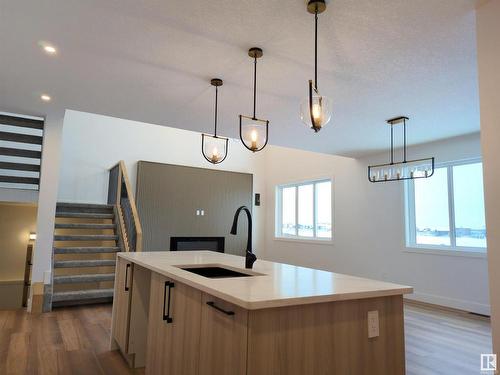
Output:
124 264 131 291
206 301 235 316
163 281 175 323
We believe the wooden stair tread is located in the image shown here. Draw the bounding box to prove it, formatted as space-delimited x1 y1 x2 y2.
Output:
53 273 115 284
54 223 116 230
54 259 116 268
54 234 118 241
56 202 114 210
55 212 114 219
53 247 120 254
52 288 114 302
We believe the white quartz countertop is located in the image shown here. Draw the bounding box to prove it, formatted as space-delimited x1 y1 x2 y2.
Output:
118 251 413 310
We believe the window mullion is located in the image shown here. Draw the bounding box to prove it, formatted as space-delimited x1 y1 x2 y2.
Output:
277 187 282 237
406 180 417 246
448 166 456 248
295 186 298 237
313 183 317 238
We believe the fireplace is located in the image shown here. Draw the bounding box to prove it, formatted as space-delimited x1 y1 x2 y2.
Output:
170 237 225 253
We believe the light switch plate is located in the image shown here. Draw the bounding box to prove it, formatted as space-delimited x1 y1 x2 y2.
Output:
367 310 379 338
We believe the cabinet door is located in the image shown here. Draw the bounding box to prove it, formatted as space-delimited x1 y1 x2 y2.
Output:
199 293 249 375
146 272 202 375
112 257 133 352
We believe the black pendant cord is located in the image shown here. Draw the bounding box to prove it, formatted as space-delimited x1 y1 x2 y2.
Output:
214 86 218 137
253 56 257 120
314 9 318 91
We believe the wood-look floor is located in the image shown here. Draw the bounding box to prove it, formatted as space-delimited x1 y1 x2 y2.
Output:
0 304 144 375
0 302 492 375
405 301 492 375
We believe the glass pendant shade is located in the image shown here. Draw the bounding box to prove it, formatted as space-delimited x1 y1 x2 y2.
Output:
201 133 228 164
201 78 228 164
300 81 333 132
238 47 269 153
239 115 268 152
303 0 332 132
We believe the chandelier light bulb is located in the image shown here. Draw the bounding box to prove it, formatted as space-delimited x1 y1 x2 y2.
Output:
211 147 220 163
250 130 258 150
312 103 322 121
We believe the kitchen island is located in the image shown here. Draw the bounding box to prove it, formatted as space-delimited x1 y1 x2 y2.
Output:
110 251 412 375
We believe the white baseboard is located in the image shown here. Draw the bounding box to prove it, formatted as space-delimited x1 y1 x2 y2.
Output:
406 291 490 316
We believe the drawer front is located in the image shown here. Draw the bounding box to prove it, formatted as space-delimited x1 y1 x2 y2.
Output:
146 272 202 375
199 293 248 375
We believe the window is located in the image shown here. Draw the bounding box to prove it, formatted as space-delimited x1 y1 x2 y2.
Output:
276 179 332 240
406 160 487 252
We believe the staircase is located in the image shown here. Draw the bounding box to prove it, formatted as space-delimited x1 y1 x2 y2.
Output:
51 202 122 307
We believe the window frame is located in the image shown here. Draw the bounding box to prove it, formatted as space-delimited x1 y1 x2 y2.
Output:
405 158 487 256
275 177 334 243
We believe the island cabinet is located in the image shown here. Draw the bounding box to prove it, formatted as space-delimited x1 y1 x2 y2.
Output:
113 252 411 375
146 272 248 375
111 258 151 368
144 271 405 375
111 257 133 353
146 272 203 375
198 294 248 375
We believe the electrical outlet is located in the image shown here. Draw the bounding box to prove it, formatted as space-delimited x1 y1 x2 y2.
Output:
201 210 205 216
367 310 379 338
196 209 200 216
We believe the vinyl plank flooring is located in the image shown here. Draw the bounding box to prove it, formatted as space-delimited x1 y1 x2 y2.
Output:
404 302 492 375
97 350 146 375
0 301 493 375
6 332 30 374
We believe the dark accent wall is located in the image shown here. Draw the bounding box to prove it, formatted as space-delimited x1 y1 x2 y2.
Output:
136 161 253 256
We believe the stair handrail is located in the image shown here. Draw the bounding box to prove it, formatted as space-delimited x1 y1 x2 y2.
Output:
108 161 143 252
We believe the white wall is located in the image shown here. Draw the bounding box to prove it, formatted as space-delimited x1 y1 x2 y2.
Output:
58 111 489 315
31 112 64 285
477 0 500 354
262 133 489 315
58 110 267 255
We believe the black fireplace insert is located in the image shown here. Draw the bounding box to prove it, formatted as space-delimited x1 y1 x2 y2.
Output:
170 237 225 253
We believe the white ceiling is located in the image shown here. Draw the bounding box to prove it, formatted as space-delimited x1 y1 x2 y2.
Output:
0 0 479 157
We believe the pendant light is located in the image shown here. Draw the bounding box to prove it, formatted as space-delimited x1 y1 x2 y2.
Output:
201 78 229 164
239 47 269 152
299 0 333 132
368 116 435 183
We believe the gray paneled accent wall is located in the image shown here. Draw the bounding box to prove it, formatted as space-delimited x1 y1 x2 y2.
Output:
136 161 253 256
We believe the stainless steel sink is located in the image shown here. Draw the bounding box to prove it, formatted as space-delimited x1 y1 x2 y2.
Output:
177 265 258 279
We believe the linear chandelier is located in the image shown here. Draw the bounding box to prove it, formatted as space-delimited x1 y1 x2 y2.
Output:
368 116 434 183
201 78 228 164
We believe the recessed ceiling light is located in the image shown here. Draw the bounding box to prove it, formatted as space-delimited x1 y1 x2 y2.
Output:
43 45 57 54
40 94 51 102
